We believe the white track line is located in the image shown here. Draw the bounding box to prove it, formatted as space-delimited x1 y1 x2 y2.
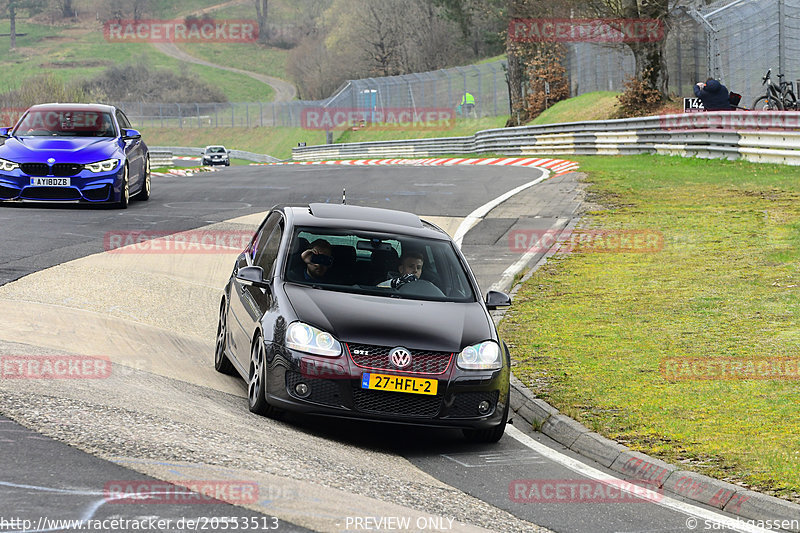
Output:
505 426 777 533
453 169 548 248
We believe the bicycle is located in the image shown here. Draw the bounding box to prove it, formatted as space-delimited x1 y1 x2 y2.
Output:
752 68 797 110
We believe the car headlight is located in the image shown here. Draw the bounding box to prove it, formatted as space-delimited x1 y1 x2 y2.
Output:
85 158 120 173
457 341 502 370
285 321 342 357
0 158 19 172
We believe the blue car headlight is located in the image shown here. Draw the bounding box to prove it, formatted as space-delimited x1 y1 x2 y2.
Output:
0 158 19 172
85 158 120 173
457 341 502 370
285 321 341 357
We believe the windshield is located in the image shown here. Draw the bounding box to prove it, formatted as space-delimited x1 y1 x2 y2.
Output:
13 110 116 137
284 228 476 303
206 146 226 153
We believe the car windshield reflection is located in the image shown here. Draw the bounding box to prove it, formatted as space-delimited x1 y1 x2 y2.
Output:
284 228 476 303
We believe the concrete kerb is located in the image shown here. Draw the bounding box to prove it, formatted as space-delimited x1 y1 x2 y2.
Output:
492 174 800 530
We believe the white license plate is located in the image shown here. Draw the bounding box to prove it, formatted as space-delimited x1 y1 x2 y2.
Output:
30 177 70 187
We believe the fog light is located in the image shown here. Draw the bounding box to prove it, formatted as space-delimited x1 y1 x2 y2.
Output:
295 383 310 397
477 400 491 415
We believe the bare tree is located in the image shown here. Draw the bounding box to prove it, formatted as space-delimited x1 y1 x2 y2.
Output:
60 0 73 18
583 0 671 96
0 0 46 51
255 0 268 43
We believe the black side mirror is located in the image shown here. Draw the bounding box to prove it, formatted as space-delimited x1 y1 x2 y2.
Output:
485 290 511 310
236 266 270 288
122 128 141 140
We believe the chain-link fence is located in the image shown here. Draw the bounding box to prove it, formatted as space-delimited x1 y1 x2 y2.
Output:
117 60 510 129
565 0 800 108
118 0 800 129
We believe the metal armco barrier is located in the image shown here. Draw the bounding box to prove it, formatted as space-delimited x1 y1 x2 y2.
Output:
149 150 173 167
292 111 800 166
151 146 280 164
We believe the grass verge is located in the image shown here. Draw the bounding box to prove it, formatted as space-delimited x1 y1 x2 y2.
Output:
140 126 327 160
500 154 800 500
530 91 620 124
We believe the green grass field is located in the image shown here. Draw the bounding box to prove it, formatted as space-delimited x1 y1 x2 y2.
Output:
500 155 800 500
0 21 270 101
140 126 327 160
531 91 620 124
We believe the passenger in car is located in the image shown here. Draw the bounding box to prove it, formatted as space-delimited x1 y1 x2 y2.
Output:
298 239 335 281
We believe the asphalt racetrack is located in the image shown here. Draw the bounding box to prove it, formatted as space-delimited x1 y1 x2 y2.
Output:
0 164 757 532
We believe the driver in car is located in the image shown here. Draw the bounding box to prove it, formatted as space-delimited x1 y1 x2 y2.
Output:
379 251 424 289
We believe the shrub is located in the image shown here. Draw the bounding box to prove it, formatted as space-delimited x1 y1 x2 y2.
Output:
616 68 663 117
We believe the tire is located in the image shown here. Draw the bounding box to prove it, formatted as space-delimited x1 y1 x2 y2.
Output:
115 163 129 209
752 95 783 111
214 299 236 375
134 157 150 201
462 402 508 443
248 333 278 417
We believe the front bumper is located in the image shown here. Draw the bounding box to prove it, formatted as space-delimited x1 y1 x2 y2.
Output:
0 166 124 203
264 343 510 429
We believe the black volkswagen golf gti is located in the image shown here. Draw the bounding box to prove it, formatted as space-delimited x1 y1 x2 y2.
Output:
215 203 512 442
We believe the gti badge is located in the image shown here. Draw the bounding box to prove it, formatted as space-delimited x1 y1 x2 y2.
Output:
47 158 56 164
389 347 412 369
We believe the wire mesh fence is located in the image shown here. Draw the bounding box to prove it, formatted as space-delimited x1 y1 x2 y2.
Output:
117 60 510 130
565 0 800 108
116 0 800 129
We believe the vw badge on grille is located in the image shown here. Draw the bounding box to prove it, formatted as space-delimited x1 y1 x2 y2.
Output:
47 158 56 164
389 347 412 369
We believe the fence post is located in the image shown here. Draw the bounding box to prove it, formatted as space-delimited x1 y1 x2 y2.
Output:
246 103 250 128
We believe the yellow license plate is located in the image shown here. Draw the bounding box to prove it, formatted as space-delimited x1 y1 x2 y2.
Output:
361 373 437 396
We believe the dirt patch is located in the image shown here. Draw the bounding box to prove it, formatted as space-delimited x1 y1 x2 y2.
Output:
40 59 112 68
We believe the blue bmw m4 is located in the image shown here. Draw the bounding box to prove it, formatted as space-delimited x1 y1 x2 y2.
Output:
0 103 150 208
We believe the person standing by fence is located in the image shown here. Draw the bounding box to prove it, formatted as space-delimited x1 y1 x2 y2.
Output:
694 79 731 111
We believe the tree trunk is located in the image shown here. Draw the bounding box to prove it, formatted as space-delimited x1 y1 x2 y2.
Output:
629 40 668 96
617 0 670 97
255 0 268 44
9 0 16 51
62 0 74 18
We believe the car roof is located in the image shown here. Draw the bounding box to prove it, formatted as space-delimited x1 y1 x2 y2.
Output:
26 103 117 113
281 203 451 240
204 145 227 149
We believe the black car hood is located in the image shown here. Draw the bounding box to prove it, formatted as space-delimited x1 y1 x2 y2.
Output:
283 284 493 352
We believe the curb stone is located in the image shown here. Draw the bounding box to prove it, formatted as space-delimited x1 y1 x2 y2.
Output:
498 173 800 531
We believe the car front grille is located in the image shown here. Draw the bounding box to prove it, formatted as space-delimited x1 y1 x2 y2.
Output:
346 343 453 375
352 387 442 418
21 186 81 200
446 390 499 418
52 163 83 177
286 371 342 407
20 163 50 176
